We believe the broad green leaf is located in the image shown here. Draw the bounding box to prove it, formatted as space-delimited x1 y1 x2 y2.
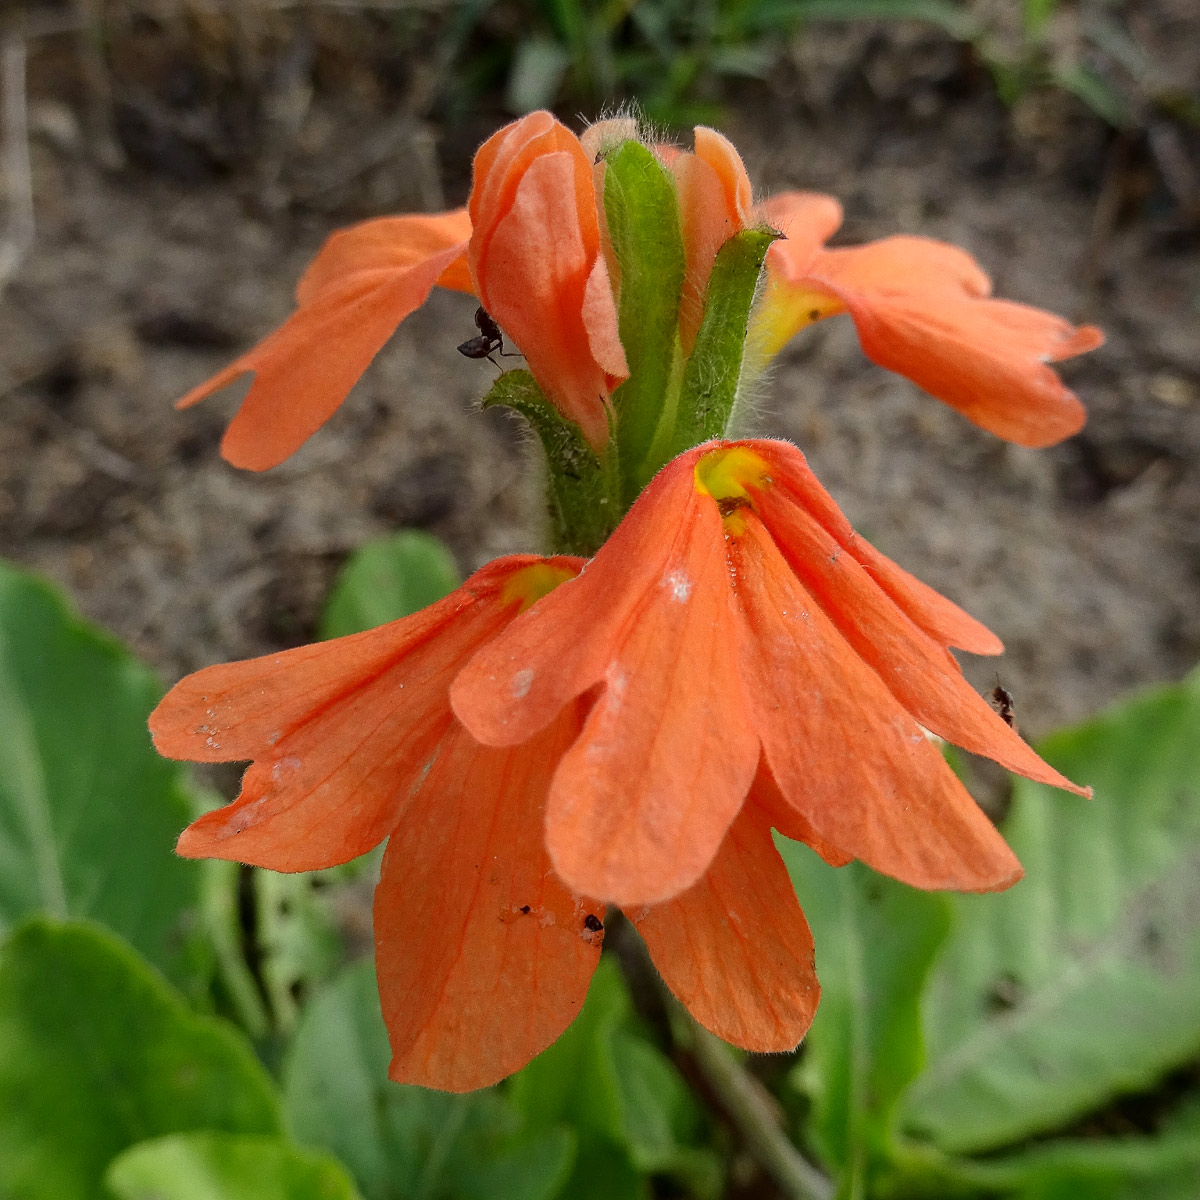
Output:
510 954 631 1137
255 867 341 1033
106 1132 361 1200
0 919 280 1200
781 845 951 1193
321 530 460 640
442 1124 574 1200
602 138 686 491
944 1133 1200 1200
0 560 201 984
283 959 572 1200
904 667 1200 1154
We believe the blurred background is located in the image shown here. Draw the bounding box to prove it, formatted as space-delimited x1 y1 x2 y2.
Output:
1 2 1200 1198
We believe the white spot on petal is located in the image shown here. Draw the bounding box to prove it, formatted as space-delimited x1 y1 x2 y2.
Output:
271 755 302 782
511 668 535 699
663 569 692 602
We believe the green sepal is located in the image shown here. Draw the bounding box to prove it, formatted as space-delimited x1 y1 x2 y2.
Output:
482 370 620 558
668 226 780 459
602 139 687 498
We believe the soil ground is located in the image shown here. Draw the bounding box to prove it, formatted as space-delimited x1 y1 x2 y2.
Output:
3 9 1200 757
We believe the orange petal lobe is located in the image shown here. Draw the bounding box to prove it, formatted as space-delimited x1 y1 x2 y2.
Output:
453 456 759 907
453 457 698 747
632 801 819 1052
152 556 581 871
693 126 753 223
474 147 618 450
748 473 1085 796
544 494 757 906
802 237 1103 447
730 511 1022 892
294 210 473 306
752 439 1002 654
673 143 749 352
758 190 844 263
376 708 602 1093
750 758 852 868
178 235 469 471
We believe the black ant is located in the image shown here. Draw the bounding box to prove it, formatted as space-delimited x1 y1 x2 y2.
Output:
990 683 1017 731
457 306 518 368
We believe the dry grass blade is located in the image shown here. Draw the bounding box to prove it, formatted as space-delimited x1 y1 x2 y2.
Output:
0 31 34 293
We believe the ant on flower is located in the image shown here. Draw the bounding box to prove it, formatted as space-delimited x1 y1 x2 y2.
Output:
457 306 517 368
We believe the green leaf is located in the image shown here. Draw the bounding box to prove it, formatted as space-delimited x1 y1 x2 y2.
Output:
0 560 202 985
945 1133 1200 1200
780 846 951 1191
904 667 1200 1154
511 956 719 1198
321 531 460 640
106 1132 361 1200
602 139 687 493
1053 63 1132 129
283 959 573 1200
481 369 621 557
0 918 280 1200
669 227 780 459
793 0 981 40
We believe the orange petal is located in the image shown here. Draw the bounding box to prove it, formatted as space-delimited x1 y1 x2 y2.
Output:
376 708 602 1093
788 237 1103 447
751 438 1001 654
474 147 619 450
544 507 757 906
758 191 843 262
453 458 759 907
582 252 630 380
452 456 697 746
469 113 597 299
672 143 748 353
749 757 852 868
152 556 580 871
295 210 473 305
178 230 470 470
747 464 1087 796
730 511 1022 892
693 127 753 223
631 801 819 1052
468 112 562 255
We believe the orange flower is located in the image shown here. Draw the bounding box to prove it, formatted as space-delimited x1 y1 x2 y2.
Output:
148 550 815 1084
178 112 624 470
452 438 1087 915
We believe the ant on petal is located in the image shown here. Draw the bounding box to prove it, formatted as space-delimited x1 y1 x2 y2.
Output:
457 306 519 369
990 683 1017 732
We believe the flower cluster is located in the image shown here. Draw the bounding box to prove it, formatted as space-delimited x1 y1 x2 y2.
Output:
152 112 1099 1092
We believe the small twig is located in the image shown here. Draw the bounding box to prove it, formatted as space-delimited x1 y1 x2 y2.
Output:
73 0 124 169
610 921 833 1200
680 1009 834 1200
0 30 34 292
1082 129 1133 290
